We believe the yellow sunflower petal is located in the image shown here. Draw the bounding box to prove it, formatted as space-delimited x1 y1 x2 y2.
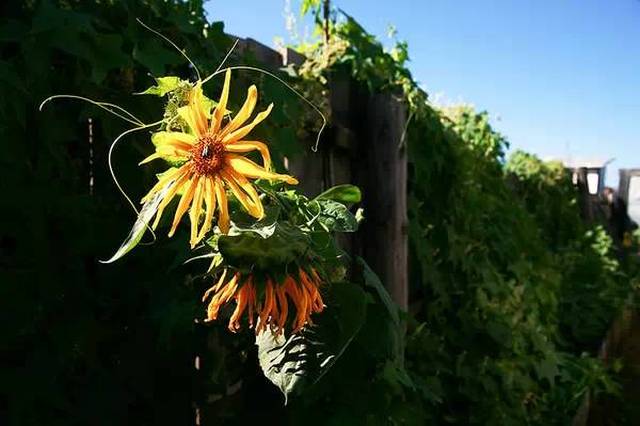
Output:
220 170 263 218
140 146 191 166
221 103 273 144
189 178 206 247
214 177 230 234
178 85 210 137
151 131 196 148
224 168 264 217
211 69 231 134
224 140 272 171
152 169 191 229
168 175 198 237
220 85 257 137
226 154 298 184
138 152 163 166
191 82 211 135
197 178 217 242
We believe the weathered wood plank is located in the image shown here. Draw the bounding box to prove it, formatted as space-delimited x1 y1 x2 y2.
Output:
352 91 408 310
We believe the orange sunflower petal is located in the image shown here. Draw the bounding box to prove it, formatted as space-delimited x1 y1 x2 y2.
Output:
202 269 228 302
229 283 250 332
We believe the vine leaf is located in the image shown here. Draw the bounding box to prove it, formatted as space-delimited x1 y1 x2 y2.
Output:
314 184 362 204
316 199 358 232
357 257 400 326
136 76 182 96
357 257 405 364
100 184 169 263
256 281 367 403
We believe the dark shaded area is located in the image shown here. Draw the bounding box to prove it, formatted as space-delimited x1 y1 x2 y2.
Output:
0 1 232 424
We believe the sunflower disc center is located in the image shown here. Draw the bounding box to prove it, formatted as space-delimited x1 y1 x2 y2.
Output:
191 135 225 176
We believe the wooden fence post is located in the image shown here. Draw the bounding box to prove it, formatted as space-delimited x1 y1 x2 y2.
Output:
352 92 408 311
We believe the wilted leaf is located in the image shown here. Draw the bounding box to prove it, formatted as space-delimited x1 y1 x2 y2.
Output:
100 185 169 263
256 281 367 402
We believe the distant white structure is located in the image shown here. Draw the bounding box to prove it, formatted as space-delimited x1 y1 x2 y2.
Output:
618 169 640 226
546 157 615 196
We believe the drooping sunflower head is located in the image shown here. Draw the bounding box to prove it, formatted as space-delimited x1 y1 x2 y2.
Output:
203 267 325 335
140 70 298 247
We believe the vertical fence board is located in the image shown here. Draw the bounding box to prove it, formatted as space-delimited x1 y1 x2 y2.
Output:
352 92 408 310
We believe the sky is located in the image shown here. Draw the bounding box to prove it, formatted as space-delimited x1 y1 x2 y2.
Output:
206 0 640 187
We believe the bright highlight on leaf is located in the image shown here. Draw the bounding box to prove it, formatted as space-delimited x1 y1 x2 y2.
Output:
140 69 298 247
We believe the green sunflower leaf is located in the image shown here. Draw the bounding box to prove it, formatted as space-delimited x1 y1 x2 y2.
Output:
256 281 367 403
218 222 310 269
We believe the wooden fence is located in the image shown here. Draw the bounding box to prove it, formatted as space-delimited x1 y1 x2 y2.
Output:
237 37 409 310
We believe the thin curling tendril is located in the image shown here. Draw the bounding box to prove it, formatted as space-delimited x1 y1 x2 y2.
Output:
138 19 326 151
201 65 327 152
39 95 146 127
136 18 202 82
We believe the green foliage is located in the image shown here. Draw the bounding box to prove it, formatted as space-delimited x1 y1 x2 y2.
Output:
506 152 635 351
3 0 637 425
556 226 632 350
211 184 359 274
408 105 566 424
137 75 183 96
506 150 581 250
290 6 638 424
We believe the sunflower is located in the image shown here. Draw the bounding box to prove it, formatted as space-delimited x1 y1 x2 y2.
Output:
203 268 325 335
140 70 298 247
